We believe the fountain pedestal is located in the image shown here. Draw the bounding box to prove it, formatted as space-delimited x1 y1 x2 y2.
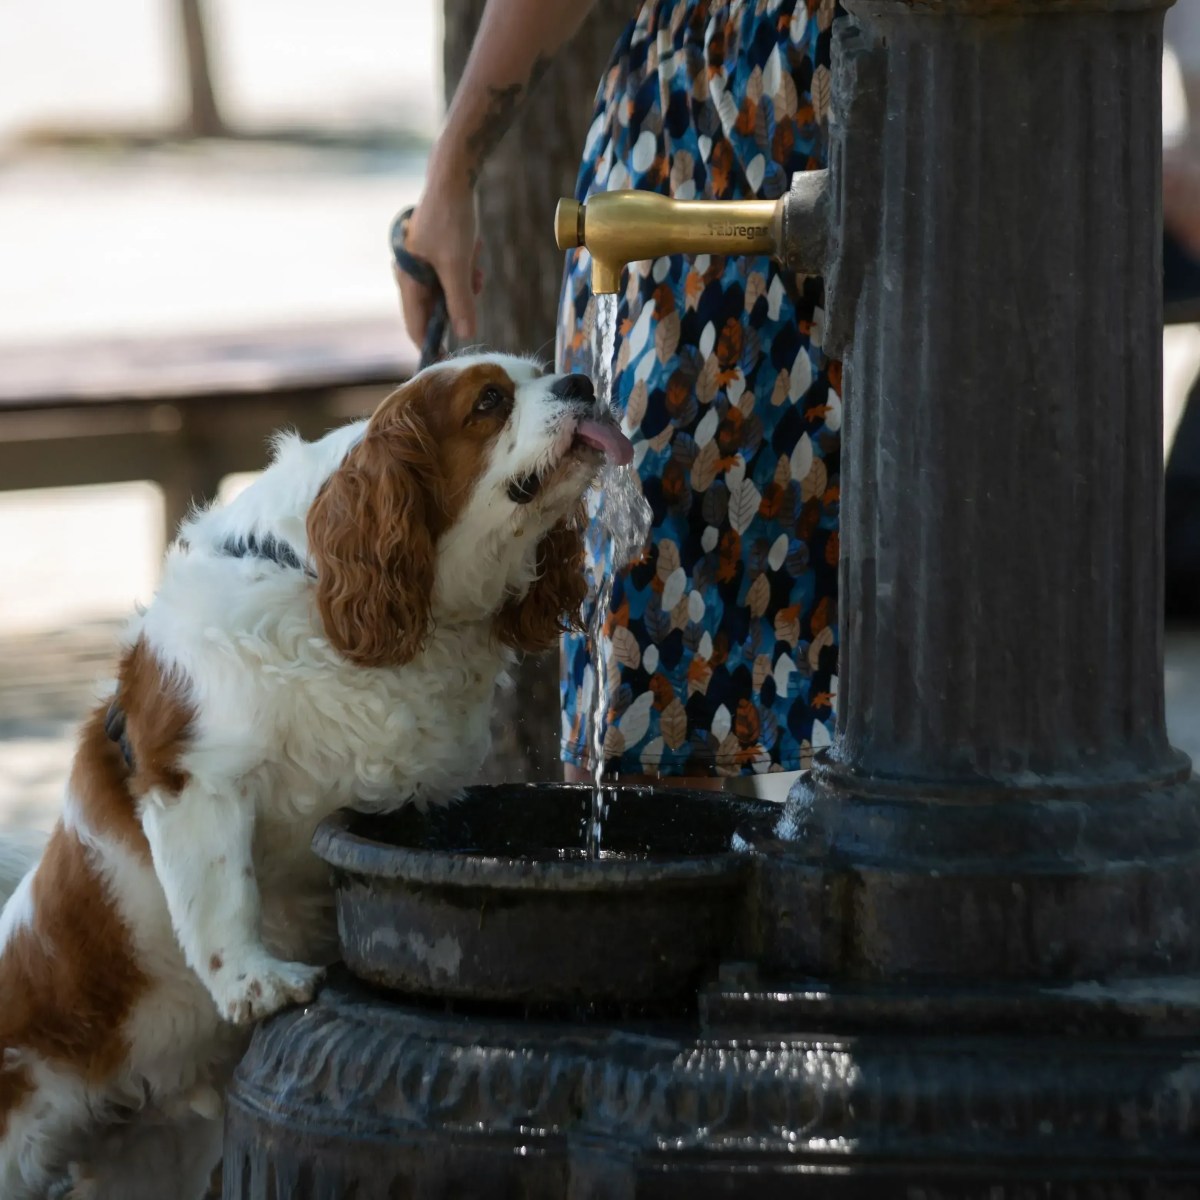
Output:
763 0 1200 990
223 0 1200 1194
224 969 1200 1199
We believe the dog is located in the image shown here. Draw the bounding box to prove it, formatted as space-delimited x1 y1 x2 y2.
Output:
0 354 631 1199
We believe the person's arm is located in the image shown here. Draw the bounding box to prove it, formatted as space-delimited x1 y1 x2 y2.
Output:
399 0 599 346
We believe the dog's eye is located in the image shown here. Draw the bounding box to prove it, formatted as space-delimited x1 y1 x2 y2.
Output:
475 385 505 413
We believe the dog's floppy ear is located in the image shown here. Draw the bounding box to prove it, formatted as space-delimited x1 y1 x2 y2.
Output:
307 395 442 667
492 513 588 655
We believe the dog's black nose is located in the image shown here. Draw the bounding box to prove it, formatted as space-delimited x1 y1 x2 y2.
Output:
549 374 595 404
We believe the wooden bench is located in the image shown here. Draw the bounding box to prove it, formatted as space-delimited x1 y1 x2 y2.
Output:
2 309 1195 548
0 318 418 542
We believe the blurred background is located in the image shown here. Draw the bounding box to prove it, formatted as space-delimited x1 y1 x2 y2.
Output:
2 0 1200 834
0 0 435 831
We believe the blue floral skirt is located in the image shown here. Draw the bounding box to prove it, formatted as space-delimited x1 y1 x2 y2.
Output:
557 0 841 777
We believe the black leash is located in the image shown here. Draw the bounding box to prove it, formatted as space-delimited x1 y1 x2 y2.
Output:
390 206 449 370
219 532 313 576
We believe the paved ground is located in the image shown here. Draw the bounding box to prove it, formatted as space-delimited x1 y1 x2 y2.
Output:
2 2 1200 833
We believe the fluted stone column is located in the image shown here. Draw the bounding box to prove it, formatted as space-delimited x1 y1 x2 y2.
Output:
764 0 1200 987
841 0 1169 785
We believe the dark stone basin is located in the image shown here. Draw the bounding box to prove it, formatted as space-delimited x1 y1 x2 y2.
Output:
312 783 778 1008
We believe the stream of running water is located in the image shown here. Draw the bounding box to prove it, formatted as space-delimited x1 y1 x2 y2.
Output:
586 292 652 857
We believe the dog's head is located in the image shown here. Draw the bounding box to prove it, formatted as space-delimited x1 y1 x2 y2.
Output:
306 354 632 667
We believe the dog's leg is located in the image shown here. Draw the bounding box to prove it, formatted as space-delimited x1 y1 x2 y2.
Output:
142 784 322 1024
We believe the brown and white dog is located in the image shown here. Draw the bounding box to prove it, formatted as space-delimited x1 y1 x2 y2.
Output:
0 355 631 1199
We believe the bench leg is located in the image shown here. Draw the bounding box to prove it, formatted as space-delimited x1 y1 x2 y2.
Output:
159 457 226 549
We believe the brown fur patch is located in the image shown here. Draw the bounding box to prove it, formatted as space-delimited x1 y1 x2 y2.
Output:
63 639 195 860
208 953 223 974
68 706 148 853
0 638 192 1133
422 363 523 516
492 513 588 655
116 639 195 800
0 824 149 1123
307 363 523 668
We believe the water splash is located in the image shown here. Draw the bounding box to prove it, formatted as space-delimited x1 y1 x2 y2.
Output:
587 292 653 857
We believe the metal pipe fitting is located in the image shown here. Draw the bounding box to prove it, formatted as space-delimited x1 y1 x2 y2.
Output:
554 170 831 294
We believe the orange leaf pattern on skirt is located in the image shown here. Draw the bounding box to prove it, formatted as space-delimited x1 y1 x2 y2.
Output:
559 0 841 776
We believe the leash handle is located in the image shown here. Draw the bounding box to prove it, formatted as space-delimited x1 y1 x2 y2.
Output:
390 206 449 370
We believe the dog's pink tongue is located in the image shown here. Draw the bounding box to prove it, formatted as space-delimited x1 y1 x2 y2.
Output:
576 418 634 466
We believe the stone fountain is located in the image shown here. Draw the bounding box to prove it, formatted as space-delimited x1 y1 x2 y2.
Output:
223 0 1200 1194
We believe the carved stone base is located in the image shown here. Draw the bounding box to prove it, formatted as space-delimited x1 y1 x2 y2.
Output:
749 768 1200 986
223 975 1200 1199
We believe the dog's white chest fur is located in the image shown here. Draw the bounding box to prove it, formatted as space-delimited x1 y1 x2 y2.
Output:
143 584 510 960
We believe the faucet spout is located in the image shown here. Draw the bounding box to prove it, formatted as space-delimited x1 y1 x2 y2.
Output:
555 170 830 294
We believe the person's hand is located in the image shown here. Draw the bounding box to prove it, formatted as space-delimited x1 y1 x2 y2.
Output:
1165 145 1200 260
397 160 485 347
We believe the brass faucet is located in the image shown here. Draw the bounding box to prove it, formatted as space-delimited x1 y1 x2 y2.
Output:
554 171 831 294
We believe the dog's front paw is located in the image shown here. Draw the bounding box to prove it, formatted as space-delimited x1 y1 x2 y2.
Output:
212 954 323 1024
